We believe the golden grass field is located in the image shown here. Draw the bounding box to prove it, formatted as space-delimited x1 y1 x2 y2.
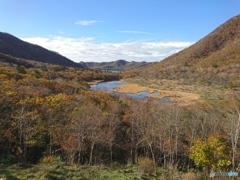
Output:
114 76 235 106
87 80 104 85
114 82 200 104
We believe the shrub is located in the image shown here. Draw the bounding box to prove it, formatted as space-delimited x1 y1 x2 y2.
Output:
182 172 200 180
34 70 42 78
1 154 18 164
40 156 61 163
138 157 156 174
16 65 27 74
159 163 183 180
111 161 122 170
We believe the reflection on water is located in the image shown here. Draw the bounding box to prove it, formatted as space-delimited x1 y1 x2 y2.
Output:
126 92 149 100
161 96 170 103
102 69 120 73
90 81 126 92
90 81 169 102
152 91 159 95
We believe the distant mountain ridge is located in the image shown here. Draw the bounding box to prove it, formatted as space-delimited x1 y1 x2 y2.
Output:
0 32 81 67
142 15 240 87
80 59 152 71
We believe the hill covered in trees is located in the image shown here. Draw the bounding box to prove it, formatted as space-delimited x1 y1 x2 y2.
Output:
0 32 81 67
80 59 152 71
142 15 240 88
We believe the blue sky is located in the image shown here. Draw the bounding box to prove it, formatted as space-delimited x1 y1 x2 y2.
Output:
1 0 239 62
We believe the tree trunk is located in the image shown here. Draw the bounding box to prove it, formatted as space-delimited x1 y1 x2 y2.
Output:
77 137 83 165
89 141 95 165
110 144 113 163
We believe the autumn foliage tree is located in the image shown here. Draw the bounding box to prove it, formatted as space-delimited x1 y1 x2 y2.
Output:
190 134 231 172
1 55 240 176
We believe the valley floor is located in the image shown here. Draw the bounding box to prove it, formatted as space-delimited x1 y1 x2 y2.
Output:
116 77 235 105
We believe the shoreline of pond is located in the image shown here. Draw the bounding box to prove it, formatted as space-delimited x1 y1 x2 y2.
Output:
90 80 167 101
90 80 201 104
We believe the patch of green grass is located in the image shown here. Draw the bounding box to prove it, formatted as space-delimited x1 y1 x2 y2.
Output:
0 163 203 179
0 163 144 180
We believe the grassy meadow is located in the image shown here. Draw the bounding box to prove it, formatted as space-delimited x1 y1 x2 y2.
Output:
0 162 203 180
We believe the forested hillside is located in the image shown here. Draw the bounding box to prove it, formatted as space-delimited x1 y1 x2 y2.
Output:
0 32 81 67
142 15 240 87
80 59 152 71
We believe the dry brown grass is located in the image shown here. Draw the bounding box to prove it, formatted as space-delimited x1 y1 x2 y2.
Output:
138 157 156 174
87 80 103 85
182 172 201 180
115 82 201 104
121 77 233 103
115 83 155 93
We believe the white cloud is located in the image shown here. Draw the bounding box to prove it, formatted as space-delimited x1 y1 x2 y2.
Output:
75 20 104 26
21 36 194 62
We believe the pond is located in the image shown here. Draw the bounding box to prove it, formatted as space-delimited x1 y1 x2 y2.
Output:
101 69 121 73
90 81 126 92
90 81 168 102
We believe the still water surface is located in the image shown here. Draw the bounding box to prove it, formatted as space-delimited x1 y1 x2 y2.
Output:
90 81 162 100
90 81 126 92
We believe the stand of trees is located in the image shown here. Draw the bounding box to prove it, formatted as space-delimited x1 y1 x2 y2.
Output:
0 62 240 174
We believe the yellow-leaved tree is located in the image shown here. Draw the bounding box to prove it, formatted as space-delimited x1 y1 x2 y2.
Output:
190 133 231 173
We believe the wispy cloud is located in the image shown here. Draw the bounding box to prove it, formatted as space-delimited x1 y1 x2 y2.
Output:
21 36 194 62
75 20 104 26
57 29 65 34
116 30 151 34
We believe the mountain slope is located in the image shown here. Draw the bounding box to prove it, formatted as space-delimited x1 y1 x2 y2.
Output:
0 32 81 67
142 15 240 87
80 59 152 71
